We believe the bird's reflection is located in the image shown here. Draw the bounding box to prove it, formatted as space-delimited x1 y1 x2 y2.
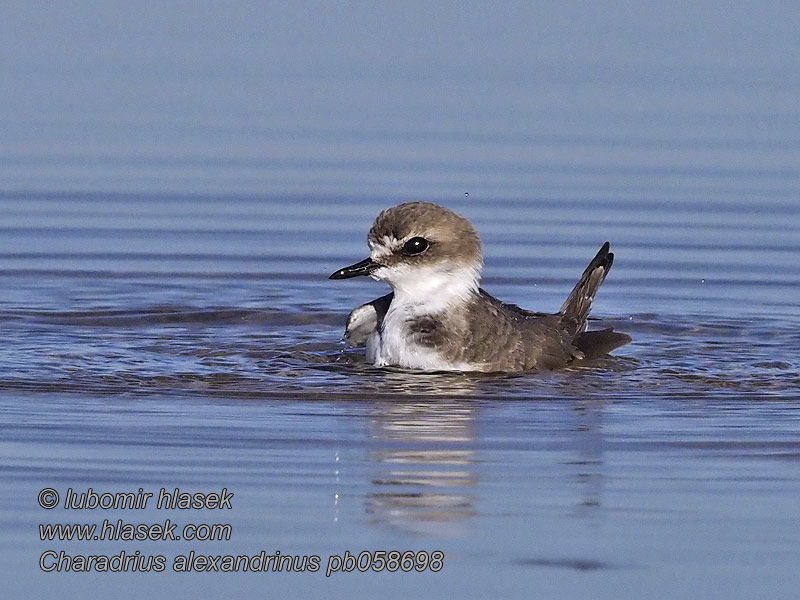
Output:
360 372 609 536
567 401 605 525
365 398 478 535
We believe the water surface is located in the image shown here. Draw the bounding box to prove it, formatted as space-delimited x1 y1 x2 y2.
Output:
2 2 800 599
1 195 798 599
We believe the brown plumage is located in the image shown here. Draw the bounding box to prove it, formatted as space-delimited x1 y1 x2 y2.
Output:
331 202 630 373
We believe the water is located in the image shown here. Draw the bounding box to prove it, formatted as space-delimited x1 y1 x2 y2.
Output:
2 3 800 599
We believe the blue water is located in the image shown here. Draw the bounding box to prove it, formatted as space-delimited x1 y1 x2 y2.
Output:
1 3 799 599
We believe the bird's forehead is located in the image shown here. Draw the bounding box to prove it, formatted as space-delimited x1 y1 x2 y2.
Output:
368 235 403 257
367 220 425 258
369 215 423 243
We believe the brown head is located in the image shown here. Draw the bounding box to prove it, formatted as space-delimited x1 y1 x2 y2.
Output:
330 202 483 302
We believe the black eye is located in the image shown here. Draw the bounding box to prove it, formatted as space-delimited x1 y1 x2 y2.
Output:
402 237 429 256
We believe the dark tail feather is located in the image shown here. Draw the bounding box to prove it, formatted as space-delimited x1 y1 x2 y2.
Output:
573 328 632 360
558 242 613 339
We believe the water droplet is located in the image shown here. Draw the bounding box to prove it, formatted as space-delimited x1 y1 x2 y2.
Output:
464 192 469 197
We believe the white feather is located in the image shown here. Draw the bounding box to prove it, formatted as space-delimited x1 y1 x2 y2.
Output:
366 261 480 371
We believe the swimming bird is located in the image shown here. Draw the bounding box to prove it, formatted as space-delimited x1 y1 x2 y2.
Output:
330 202 630 372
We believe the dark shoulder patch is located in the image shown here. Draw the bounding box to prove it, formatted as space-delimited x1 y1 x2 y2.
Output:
408 315 438 335
407 315 445 347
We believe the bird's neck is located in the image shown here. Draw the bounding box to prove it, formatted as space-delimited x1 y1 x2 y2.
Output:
388 265 480 314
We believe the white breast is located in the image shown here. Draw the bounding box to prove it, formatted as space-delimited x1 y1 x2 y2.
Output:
366 298 473 372
364 261 482 372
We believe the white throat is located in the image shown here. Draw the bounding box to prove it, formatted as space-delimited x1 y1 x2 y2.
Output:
365 262 481 371
375 263 480 314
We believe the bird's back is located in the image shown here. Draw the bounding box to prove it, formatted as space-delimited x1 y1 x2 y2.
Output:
433 291 579 371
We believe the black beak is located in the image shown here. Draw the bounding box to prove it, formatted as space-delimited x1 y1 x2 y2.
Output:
329 257 379 280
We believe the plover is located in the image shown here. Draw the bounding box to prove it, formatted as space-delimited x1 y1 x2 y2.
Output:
330 202 630 372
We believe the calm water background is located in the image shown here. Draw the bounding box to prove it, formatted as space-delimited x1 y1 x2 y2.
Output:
1 2 799 598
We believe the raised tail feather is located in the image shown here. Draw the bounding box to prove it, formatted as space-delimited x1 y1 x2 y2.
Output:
559 241 614 339
559 241 631 357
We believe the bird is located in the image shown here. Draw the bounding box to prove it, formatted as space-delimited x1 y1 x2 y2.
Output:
329 202 630 373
